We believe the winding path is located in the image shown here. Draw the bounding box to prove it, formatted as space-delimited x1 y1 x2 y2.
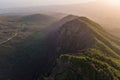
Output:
0 33 18 45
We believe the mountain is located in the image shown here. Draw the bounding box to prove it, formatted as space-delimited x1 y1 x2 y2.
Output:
1 1 120 28
1 1 120 38
45 15 120 80
43 1 120 29
44 2 120 38
0 13 120 80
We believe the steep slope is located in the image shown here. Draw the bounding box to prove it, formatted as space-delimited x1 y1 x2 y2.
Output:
46 15 120 80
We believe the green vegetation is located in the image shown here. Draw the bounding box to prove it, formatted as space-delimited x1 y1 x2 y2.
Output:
56 54 120 80
0 14 120 80
53 46 120 80
46 15 120 80
0 14 56 80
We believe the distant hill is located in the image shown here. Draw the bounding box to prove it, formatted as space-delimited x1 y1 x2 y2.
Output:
1 1 119 38
1 1 120 36
18 14 54 24
1 1 120 28
46 15 120 80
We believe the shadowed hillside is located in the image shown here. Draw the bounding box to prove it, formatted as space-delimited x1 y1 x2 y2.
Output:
45 15 120 80
0 14 58 80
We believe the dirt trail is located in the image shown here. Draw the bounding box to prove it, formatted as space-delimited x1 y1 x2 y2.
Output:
0 33 18 45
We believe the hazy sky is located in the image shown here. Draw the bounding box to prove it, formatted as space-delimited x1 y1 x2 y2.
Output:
0 0 95 8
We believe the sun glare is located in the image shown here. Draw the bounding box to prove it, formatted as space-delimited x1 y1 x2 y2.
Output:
107 0 120 5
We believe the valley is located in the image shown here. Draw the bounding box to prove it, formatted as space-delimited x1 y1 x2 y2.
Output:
0 14 58 80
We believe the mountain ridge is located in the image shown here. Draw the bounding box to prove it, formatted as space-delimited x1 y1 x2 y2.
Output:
45 15 120 80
